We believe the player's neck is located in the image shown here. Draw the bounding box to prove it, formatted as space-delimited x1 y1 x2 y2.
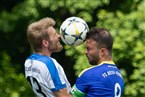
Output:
34 49 52 57
98 56 112 65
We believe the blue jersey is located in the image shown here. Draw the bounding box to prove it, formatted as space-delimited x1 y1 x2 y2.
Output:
25 54 71 97
71 61 124 97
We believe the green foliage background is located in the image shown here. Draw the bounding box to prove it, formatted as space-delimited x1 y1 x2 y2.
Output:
0 0 145 97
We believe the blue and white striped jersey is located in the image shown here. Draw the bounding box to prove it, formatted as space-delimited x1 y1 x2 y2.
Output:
24 53 71 97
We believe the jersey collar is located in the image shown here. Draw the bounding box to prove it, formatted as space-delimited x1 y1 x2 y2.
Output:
78 61 115 77
98 61 115 66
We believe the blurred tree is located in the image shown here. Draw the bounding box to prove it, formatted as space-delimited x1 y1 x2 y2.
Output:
0 52 34 97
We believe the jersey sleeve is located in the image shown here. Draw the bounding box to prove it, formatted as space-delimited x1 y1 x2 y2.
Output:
42 57 67 92
70 71 91 97
70 84 86 97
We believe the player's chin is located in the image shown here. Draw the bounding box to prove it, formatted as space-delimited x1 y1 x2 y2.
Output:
55 44 63 52
86 56 96 65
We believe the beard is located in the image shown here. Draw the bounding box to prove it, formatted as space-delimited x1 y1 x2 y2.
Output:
48 41 63 52
55 43 63 52
86 54 99 65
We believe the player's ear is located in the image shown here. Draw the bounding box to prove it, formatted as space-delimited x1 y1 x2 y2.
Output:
42 39 49 47
99 48 106 57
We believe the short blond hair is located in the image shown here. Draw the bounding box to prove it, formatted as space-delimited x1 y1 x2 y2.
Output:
27 17 55 52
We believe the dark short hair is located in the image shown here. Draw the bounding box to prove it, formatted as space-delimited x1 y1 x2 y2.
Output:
86 28 113 53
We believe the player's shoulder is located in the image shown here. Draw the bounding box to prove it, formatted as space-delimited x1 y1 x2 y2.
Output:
78 61 117 77
27 53 49 60
28 54 53 63
76 65 104 83
78 65 99 77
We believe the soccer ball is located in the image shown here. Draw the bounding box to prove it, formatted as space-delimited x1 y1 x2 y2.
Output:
60 17 89 46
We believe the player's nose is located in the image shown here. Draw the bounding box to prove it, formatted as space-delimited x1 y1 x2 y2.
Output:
85 49 88 55
57 34 61 40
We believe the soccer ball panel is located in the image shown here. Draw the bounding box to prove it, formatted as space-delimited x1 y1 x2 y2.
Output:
65 23 76 35
65 35 76 45
81 28 88 40
73 39 84 46
60 20 71 30
75 22 86 33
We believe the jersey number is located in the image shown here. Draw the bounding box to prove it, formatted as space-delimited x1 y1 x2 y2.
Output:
114 83 121 97
27 76 47 97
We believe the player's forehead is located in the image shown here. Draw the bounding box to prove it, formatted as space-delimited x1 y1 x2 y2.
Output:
86 39 97 47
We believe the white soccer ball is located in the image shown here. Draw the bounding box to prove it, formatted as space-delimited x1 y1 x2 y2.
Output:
60 17 89 46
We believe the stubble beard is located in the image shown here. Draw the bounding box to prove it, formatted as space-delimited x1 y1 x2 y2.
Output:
56 44 63 52
87 55 99 65
47 41 63 53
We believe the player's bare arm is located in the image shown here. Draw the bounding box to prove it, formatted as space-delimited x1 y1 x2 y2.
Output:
53 88 73 97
